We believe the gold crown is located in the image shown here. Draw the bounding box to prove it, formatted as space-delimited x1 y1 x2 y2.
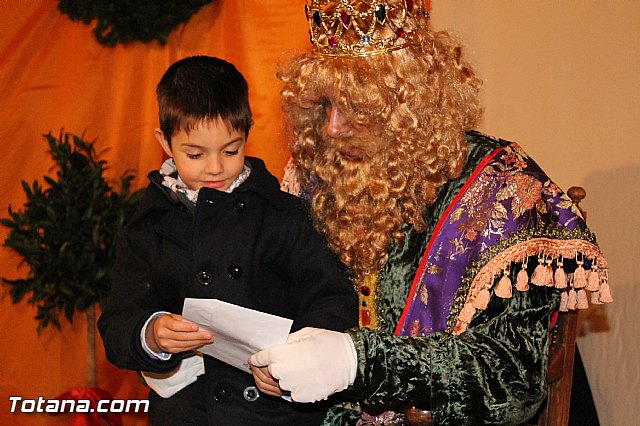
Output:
305 0 429 57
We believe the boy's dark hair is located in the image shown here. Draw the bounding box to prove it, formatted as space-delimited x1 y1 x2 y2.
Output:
156 56 253 146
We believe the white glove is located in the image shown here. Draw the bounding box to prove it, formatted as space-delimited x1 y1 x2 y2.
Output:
142 353 205 398
250 327 357 403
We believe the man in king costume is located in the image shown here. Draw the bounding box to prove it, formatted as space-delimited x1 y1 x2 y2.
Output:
250 1 612 424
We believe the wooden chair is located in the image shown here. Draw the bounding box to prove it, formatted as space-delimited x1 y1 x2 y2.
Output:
536 308 579 425
534 186 586 426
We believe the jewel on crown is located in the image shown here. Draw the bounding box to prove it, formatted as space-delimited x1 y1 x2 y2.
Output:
305 0 429 57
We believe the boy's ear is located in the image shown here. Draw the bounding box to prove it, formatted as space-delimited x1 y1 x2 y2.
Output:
154 128 173 158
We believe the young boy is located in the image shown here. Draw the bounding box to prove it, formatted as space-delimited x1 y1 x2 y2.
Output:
97 56 357 425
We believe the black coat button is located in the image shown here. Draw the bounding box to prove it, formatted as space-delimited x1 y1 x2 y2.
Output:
243 386 259 402
227 264 242 280
233 199 246 212
177 203 187 212
213 386 228 403
196 270 213 286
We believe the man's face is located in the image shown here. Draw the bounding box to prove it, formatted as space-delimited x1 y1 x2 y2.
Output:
309 96 405 277
321 98 372 161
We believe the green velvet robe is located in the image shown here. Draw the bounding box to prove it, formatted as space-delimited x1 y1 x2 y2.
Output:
322 133 560 426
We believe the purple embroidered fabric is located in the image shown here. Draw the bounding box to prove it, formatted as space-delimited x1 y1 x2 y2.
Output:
396 142 604 337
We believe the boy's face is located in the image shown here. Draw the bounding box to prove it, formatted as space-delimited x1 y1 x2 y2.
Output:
155 117 246 192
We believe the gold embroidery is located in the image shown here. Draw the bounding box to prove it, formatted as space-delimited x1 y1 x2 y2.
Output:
416 261 440 306
419 283 429 305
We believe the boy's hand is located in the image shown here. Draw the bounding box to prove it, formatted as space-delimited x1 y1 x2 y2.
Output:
147 313 214 354
249 359 283 397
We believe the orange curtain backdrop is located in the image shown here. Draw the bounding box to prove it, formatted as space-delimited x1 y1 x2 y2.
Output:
0 1 308 425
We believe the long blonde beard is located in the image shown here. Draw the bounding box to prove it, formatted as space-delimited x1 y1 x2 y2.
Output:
309 135 428 279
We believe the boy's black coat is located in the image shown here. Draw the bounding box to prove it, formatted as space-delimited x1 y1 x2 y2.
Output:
98 157 357 425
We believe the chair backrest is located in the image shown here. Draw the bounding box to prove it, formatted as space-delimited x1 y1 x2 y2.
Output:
535 186 586 426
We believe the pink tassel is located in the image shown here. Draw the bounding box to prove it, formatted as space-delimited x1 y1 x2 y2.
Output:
554 259 567 289
598 280 613 303
544 259 555 286
459 303 477 324
567 289 578 310
515 268 529 291
577 289 589 309
495 271 513 298
559 291 569 312
472 287 491 310
531 256 547 286
586 268 600 291
591 290 603 305
573 260 587 288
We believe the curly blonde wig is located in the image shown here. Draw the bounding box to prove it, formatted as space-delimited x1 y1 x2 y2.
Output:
279 29 482 279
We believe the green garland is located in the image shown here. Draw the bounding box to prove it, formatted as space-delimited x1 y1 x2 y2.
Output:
57 0 217 46
1 131 142 331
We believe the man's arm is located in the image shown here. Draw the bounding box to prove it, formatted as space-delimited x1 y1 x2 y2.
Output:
347 286 557 425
